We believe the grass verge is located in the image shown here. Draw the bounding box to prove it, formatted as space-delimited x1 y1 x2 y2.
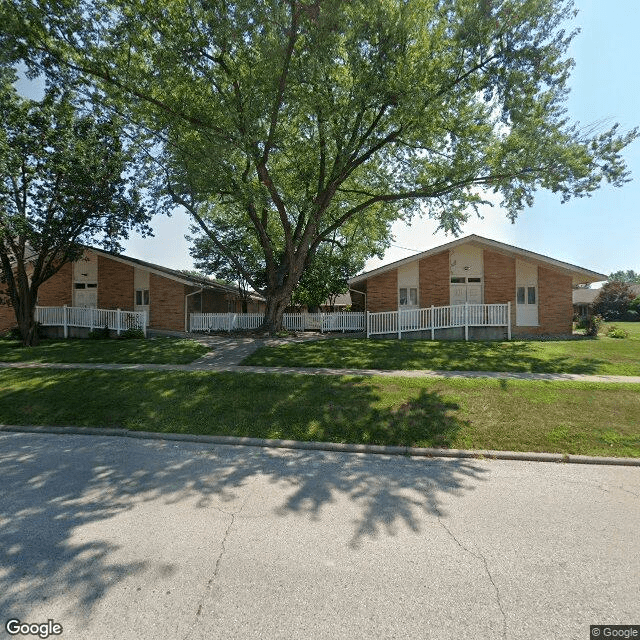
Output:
0 337 210 364
1 369 638 458
243 323 640 376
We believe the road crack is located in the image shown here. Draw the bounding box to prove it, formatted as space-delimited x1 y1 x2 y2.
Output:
182 479 257 639
438 517 508 640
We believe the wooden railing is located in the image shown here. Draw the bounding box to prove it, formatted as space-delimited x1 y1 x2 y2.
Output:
190 312 366 333
366 303 511 340
35 306 147 337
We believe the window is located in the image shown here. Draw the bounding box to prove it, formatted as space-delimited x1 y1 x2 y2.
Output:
74 282 86 289
468 277 482 283
527 287 536 304
517 286 537 305
450 277 465 283
87 283 97 289
517 287 525 304
399 287 417 307
136 289 150 306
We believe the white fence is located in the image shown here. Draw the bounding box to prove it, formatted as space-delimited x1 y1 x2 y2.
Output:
367 303 511 340
35 305 147 337
190 311 366 333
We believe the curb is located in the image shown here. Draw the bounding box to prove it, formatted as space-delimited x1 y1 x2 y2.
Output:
1 424 639 467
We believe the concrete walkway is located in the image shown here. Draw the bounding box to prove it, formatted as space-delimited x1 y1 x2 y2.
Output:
1 359 639 383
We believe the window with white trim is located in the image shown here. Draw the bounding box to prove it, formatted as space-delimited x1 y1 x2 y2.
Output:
135 289 150 306
399 287 417 306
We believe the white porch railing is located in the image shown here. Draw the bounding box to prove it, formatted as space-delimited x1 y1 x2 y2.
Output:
190 311 366 333
366 303 511 340
35 305 147 337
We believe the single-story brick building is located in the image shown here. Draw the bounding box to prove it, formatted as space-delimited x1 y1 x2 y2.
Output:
348 235 607 337
0 247 265 334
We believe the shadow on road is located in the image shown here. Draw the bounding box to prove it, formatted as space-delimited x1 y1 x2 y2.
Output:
0 432 487 618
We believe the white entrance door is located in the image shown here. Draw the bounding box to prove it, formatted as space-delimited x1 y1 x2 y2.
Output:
450 283 467 305
74 283 97 308
450 279 483 305
516 260 539 326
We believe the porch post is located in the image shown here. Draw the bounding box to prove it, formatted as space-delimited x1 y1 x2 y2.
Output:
63 304 68 339
397 309 402 340
366 311 370 338
117 308 121 336
507 301 512 340
464 302 469 341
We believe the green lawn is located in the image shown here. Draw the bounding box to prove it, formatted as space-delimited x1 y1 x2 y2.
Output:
1 368 638 458
244 322 640 376
0 337 209 364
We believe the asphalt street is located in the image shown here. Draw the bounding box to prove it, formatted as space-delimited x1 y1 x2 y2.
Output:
0 432 638 640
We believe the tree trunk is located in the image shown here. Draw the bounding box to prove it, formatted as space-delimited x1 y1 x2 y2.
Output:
262 293 291 334
16 294 39 347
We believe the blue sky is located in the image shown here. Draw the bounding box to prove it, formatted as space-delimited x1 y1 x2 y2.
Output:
16 0 639 281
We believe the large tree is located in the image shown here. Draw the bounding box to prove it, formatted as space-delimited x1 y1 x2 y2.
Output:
4 0 637 332
0 69 152 345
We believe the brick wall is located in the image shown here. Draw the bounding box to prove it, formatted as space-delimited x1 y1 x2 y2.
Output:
97 255 134 310
149 273 185 331
0 298 15 333
418 251 449 307
483 250 516 329
366 270 398 312
537 266 573 335
38 262 73 307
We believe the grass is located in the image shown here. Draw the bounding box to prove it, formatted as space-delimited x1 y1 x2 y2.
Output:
0 337 210 364
0 368 638 458
243 322 640 376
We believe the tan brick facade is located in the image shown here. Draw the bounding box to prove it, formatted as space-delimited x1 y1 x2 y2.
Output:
97 255 135 310
366 270 398 312
149 273 185 331
38 262 73 307
536 267 573 335
483 250 516 329
418 251 450 307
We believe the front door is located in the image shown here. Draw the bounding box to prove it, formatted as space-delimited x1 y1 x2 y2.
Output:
450 278 483 305
74 283 97 308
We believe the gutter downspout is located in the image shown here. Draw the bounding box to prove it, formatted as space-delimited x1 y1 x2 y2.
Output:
185 288 203 333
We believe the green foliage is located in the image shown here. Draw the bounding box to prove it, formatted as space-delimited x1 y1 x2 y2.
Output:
119 327 145 339
585 314 603 337
608 270 640 284
0 69 155 345
88 326 110 340
4 0 637 331
593 282 635 321
605 326 628 339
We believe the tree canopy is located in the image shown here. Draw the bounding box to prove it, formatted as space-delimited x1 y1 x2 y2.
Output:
0 67 153 344
3 0 637 331
608 270 640 284
593 281 636 321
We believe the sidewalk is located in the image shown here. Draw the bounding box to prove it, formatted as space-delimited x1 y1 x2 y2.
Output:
1 359 639 383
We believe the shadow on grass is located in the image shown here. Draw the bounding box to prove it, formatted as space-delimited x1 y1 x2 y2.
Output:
245 338 607 374
0 337 208 364
0 428 487 620
0 370 469 449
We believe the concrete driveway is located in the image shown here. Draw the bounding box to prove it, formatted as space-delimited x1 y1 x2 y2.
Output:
1 432 638 640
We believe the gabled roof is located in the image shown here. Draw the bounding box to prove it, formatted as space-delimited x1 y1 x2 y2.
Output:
87 247 265 302
348 234 608 287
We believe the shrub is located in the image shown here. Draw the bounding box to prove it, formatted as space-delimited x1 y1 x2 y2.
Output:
119 327 145 339
88 325 110 339
585 314 603 337
605 326 628 339
593 282 635 320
